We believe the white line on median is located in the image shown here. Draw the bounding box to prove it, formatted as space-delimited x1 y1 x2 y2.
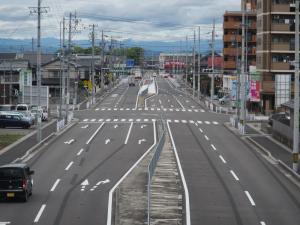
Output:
65 161 74 171
86 122 105 145
245 191 256 206
34 204 46 223
124 122 133 144
219 155 227 164
50 179 61 192
211 144 217 151
77 148 84 156
230 170 240 181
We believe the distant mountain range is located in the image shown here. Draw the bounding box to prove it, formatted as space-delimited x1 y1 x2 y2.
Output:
0 38 223 56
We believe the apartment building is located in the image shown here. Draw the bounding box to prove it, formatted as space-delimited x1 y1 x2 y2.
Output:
257 0 296 113
223 6 257 73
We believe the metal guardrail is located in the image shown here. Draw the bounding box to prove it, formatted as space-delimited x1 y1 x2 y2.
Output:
147 123 166 225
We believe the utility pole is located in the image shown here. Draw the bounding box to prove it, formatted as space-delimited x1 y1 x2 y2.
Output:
29 0 48 142
240 0 246 133
91 24 96 105
198 26 201 99
185 36 188 91
293 0 300 172
101 30 105 90
193 29 196 98
66 12 72 124
210 19 215 101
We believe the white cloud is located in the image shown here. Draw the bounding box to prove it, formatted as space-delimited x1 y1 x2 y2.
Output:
0 0 241 41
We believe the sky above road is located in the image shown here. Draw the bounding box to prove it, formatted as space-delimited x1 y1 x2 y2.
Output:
0 0 240 41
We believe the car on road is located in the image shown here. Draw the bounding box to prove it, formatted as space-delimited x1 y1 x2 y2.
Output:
0 163 34 202
31 108 48 121
0 112 32 129
219 95 231 105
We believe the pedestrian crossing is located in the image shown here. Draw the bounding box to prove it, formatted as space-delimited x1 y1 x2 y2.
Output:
80 118 220 125
94 107 205 113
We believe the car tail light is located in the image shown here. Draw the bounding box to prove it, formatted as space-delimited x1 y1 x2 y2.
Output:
22 179 27 189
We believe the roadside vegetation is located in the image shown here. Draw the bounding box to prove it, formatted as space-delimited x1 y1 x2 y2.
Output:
0 134 24 150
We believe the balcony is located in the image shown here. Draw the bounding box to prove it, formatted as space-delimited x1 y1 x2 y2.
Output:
224 21 241 29
223 35 242 43
223 61 236 69
223 48 241 56
272 4 291 12
271 62 291 71
271 42 292 51
271 23 291 32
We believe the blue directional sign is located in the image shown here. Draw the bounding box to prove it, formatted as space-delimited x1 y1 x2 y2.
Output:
126 59 135 68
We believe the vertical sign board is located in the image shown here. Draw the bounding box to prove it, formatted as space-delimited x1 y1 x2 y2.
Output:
250 72 260 102
19 70 32 94
275 74 291 108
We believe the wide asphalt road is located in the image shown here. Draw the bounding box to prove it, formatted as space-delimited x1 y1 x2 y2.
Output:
0 75 299 225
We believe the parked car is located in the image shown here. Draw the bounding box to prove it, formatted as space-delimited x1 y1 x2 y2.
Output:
4 111 34 125
219 95 231 105
0 112 32 129
0 105 16 111
0 163 34 202
31 108 48 121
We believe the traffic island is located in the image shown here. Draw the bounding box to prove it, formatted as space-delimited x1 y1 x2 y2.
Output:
111 124 183 225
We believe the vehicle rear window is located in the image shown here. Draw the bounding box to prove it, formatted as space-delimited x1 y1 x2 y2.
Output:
0 168 24 179
17 106 27 111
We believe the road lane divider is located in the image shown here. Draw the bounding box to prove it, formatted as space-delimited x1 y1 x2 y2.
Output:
204 135 210 141
230 170 240 181
77 148 84 156
34 204 46 223
244 191 256 206
107 121 157 225
50 179 61 192
65 161 74 171
211 144 217 151
167 121 191 225
124 122 133 144
219 155 227 164
86 122 105 145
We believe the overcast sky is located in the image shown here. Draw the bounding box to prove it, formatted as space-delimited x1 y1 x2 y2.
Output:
0 0 241 41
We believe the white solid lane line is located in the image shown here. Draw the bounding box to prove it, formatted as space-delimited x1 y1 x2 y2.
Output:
77 148 84 156
219 155 227 163
34 204 46 223
211 144 217 151
65 161 74 171
50 179 61 192
230 170 240 181
245 191 256 206
86 123 105 145
124 122 133 144
204 135 209 141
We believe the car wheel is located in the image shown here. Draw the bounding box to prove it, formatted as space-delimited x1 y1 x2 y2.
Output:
22 191 28 202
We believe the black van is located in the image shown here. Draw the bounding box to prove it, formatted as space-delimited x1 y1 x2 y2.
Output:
0 112 31 129
0 164 34 202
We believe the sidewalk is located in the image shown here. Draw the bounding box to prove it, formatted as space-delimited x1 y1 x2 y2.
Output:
242 123 300 176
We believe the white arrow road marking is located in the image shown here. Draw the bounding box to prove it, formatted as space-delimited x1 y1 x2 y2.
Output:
105 139 111 145
138 139 146 144
64 139 74 145
96 179 110 186
34 204 46 223
81 179 89 186
114 125 119 129
81 125 89 129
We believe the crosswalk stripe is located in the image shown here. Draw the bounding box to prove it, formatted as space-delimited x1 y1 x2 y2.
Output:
136 119 141 122
144 119 149 122
121 119 126 122
113 119 118 122
188 109 192 112
126 108 130 111
174 120 179 123
83 119 88 122
157 108 161 111
189 120 195 124
169 109 174 111
120 108 124 111
197 121 203 124
205 121 211 124
99 119 104 122
182 120 187 123
108 108 111 111
114 108 118 111
101 108 105 111
91 119 96 122
129 119 133 122
106 119 111 122
213 121 219 125
194 110 198 112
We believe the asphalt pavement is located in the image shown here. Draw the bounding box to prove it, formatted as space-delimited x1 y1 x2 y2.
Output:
0 76 299 225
